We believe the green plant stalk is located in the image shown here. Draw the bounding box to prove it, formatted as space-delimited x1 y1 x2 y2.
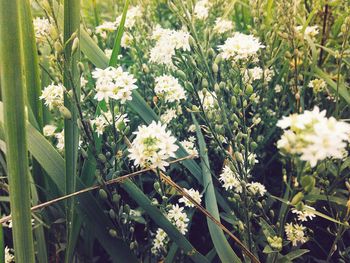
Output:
63 0 80 261
0 0 35 262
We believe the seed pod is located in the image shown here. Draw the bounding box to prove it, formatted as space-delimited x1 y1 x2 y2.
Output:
231 96 237 107
176 70 187 80
109 229 117 237
290 192 304 206
154 181 161 193
71 37 79 56
214 54 222 64
59 106 72 119
212 63 219 74
246 84 253 96
99 189 108 200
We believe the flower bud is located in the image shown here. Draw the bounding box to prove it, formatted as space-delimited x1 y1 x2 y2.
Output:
71 37 79 56
290 192 304 206
176 70 187 80
109 229 117 237
212 63 219 74
59 106 72 119
99 189 108 200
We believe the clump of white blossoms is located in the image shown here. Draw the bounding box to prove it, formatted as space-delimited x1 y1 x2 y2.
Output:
291 205 316 222
308 78 326 93
43 124 57 137
91 112 129 137
198 90 217 110
92 66 138 103
180 136 198 157
214 18 234 34
285 223 308 246
194 0 211 20
150 25 191 66
218 32 265 61
128 121 179 171
295 25 319 39
4 246 14 263
167 204 189 234
115 5 142 29
154 75 186 103
40 83 66 110
151 228 168 254
160 108 177 124
219 166 242 193
55 130 65 152
246 182 267 197
95 21 117 38
277 107 350 167
33 17 52 42
179 188 202 207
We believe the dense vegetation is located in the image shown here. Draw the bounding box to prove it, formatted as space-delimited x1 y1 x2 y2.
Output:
0 0 350 262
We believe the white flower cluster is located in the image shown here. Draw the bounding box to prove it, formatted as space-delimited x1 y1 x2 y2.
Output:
277 107 350 167
219 166 266 196
92 66 138 103
218 32 265 61
179 188 202 207
33 17 51 42
40 83 66 110
95 21 117 36
295 25 319 39
308 78 326 93
194 0 211 20
214 18 234 34
128 121 178 171
243 67 274 84
284 223 308 246
198 90 216 110
180 136 198 158
43 124 57 137
154 75 186 103
151 228 168 254
91 112 129 137
55 130 65 152
160 108 177 124
115 5 142 29
150 25 191 66
5 246 14 263
291 205 316 222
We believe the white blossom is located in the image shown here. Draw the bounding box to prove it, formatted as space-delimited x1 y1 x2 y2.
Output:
219 166 242 193
291 205 316 222
246 182 266 196
285 223 308 246
179 188 202 207
43 125 57 137
160 108 177 124
194 0 211 20
128 121 179 171
33 17 51 42
91 112 129 137
40 83 65 110
154 75 186 103
214 18 234 34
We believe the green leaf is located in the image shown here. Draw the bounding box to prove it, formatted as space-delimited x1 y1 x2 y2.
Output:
285 249 309 260
0 0 35 261
193 115 242 263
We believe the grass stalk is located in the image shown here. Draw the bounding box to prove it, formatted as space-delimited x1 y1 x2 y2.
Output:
63 0 80 260
0 0 35 262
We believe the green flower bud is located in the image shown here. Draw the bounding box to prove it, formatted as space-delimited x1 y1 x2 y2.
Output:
214 54 222 64
54 41 63 54
246 84 254 96
59 106 72 119
112 193 121 204
109 209 116 219
212 63 219 74
202 78 208 89
176 70 187 80
290 192 304 206
71 37 79 56
99 189 108 200
109 229 117 237
98 154 106 163
301 176 315 193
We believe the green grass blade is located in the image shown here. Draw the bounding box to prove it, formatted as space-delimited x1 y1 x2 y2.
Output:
109 0 130 66
121 179 210 263
193 115 242 263
63 0 81 261
0 0 35 261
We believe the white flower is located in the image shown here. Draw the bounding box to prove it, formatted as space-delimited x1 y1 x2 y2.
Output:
285 223 308 246
128 121 179 171
246 182 266 196
95 21 117 36
160 108 177 124
121 32 133 48
291 205 316 222
151 228 168 254
295 25 319 39
274 84 282 93
198 90 216 110
149 26 191 66
154 75 186 103
194 0 210 20
308 79 326 93
188 124 196 132
180 138 198 157
218 32 265 61
92 66 138 103
40 83 65 110
4 246 14 263
214 18 234 34
55 130 65 152
243 66 263 83
91 112 129 137
80 76 88 88
43 125 57 137
167 204 189 234
179 188 202 207
277 107 350 167
33 17 51 42
115 6 142 29
104 49 113 58
219 166 242 193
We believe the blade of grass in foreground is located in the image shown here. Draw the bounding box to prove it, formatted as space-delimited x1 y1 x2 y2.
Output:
0 0 35 262
193 115 242 263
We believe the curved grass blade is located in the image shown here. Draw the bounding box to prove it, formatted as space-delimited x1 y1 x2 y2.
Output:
0 1 35 261
193 115 242 263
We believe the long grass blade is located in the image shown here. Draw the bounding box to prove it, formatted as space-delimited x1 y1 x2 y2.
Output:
0 0 35 261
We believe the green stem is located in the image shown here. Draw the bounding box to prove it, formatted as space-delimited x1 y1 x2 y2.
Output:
0 0 35 262
63 0 80 261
